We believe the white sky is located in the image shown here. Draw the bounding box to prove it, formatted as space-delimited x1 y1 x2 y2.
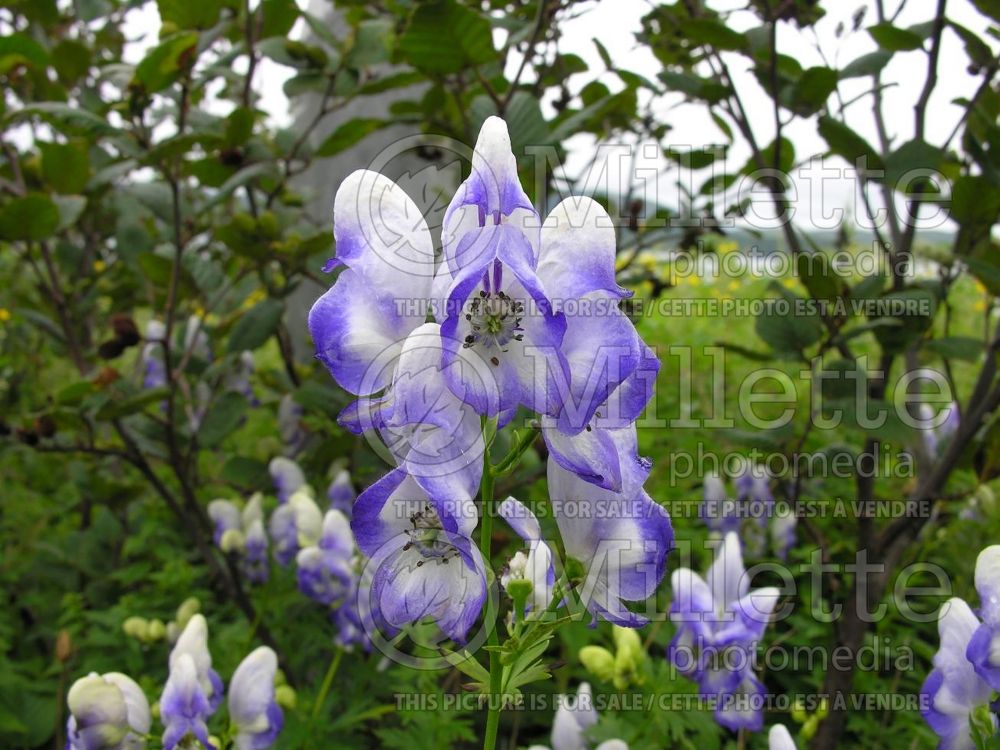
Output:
120 0 996 232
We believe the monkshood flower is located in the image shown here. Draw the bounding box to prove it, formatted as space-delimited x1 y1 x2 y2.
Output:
922 596 997 749
498 497 555 616
168 614 223 712
435 119 573 419
65 671 150 750
268 456 306 504
268 489 322 566
228 646 283 750
296 509 355 606
340 323 485 527
769 506 797 562
919 401 961 457
141 320 167 390
965 545 1000 691
277 394 306 456
352 469 486 643
225 351 257 404
207 494 269 583
547 424 673 626
769 724 797 750
701 472 738 536
667 533 780 731
532 196 658 480
327 469 356 515
161 653 212 750
526 683 627 750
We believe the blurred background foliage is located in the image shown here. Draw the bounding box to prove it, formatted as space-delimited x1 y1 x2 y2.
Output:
1 0 1000 748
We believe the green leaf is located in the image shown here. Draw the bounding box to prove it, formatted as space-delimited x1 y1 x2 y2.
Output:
398 0 495 75
345 19 394 68
659 70 728 103
357 71 425 96
0 193 60 241
883 139 944 192
260 0 299 38
157 0 221 29
220 456 270 489
96 387 170 420
868 23 924 51
51 39 91 83
53 195 87 231
0 33 48 74
796 252 845 305
316 118 387 157
755 296 823 356
925 336 985 362
197 391 248 447
8 102 117 137
228 298 283 353
840 51 892 79
966 256 1000 296
224 107 255 147
949 21 994 68
134 32 199 93
39 140 90 194
681 18 747 51
817 116 884 172
788 66 838 116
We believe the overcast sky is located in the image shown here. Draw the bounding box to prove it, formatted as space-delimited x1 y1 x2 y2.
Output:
121 0 996 232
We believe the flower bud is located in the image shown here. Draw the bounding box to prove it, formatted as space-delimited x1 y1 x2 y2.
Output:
175 597 200 629
579 646 615 683
56 629 73 663
122 616 149 641
790 697 807 724
801 715 819 740
220 528 246 554
275 684 297 711
147 619 166 641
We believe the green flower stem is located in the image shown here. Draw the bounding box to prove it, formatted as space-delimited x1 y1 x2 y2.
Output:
480 450 503 750
311 646 343 721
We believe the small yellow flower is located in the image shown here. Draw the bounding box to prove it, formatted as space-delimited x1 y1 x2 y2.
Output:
93 260 106 273
688 275 701 287
782 278 797 290
727 281 740 292
0 308 10 322
975 300 986 312
717 240 738 254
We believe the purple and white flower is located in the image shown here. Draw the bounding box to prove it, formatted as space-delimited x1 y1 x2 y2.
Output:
352 470 486 643
168 614 223 713
922 596 997 749
527 683 626 750
327 469 356 515
769 724 797 750
547 425 672 627
268 456 306 504
667 533 780 731
65 672 150 750
966 545 1000 691
208 494 269 583
268 489 323 566
228 646 283 750
160 653 212 750
141 320 167 390
277 394 306 456
296 509 355 607
498 497 555 616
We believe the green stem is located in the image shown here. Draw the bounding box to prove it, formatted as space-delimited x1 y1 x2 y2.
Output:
311 646 343 722
480 452 503 750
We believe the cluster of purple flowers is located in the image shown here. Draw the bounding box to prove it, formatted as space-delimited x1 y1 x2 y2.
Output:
701 466 796 560
667 533 780 731
307 116 672 640
921 545 1000 749
64 615 282 750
